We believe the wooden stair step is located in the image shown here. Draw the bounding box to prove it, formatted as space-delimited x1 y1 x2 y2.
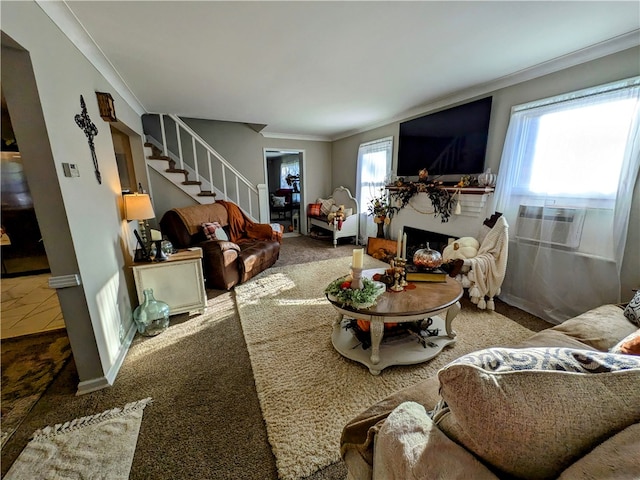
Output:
166 168 188 174
198 191 217 197
147 155 171 161
183 181 202 186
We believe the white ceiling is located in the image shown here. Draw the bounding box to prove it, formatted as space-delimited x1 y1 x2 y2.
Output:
52 1 639 140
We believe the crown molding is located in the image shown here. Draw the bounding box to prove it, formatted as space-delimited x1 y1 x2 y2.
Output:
36 0 147 116
261 131 331 142
332 30 640 141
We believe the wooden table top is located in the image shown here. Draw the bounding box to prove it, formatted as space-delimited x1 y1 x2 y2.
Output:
328 267 463 318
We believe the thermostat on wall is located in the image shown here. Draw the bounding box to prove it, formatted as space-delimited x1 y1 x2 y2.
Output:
62 162 80 177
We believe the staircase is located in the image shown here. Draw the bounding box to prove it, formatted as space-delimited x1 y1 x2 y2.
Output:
143 114 265 220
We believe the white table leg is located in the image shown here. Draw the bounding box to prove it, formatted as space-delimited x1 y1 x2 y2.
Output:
369 316 385 367
333 312 344 327
445 301 461 339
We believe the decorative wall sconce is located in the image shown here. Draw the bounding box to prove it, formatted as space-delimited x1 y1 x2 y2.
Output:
95 91 117 122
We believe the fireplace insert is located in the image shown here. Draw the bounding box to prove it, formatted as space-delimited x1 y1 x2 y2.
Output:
403 226 456 260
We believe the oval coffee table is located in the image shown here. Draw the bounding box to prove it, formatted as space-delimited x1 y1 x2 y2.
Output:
327 268 463 375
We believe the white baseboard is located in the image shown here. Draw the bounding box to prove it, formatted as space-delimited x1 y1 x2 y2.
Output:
76 322 137 396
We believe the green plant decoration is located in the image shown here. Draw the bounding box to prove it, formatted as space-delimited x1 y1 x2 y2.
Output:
389 181 455 223
325 276 386 309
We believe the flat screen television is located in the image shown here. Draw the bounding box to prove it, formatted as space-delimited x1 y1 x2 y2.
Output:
397 97 492 181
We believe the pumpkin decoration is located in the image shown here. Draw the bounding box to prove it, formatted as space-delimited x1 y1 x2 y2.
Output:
356 319 370 332
356 319 398 331
478 168 497 187
442 237 480 262
413 242 443 269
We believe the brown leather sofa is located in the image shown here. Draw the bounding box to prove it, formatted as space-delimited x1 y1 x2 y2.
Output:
159 200 282 290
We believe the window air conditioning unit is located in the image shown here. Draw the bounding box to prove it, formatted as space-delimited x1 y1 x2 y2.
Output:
515 205 586 249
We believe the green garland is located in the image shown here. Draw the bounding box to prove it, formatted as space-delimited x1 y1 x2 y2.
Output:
325 276 386 309
389 182 456 223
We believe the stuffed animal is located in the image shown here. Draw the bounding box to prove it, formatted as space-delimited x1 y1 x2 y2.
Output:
327 204 346 230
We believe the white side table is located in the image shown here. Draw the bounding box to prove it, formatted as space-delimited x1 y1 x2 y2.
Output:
132 248 206 315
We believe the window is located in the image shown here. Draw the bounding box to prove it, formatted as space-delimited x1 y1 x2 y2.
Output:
356 137 393 241
280 159 299 190
493 77 640 323
356 137 393 214
507 87 639 204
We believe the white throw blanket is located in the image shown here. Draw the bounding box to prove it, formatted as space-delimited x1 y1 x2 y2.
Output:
465 216 509 310
372 402 498 479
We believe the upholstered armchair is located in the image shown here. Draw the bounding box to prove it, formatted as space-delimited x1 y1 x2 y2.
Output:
446 213 508 310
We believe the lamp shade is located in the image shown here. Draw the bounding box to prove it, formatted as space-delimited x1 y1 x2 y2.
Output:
123 193 155 220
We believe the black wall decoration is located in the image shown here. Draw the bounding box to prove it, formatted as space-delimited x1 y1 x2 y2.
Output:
75 95 101 184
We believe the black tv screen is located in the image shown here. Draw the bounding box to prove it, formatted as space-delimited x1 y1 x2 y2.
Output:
397 97 492 179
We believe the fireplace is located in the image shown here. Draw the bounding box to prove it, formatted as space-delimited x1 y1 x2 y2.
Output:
403 226 456 261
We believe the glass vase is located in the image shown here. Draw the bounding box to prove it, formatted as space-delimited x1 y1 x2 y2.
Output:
133 288 170 336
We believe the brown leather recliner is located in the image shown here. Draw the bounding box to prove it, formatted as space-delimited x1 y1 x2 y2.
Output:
159 201 282 290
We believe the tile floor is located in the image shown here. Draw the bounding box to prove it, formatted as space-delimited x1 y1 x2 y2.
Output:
1 273 65 339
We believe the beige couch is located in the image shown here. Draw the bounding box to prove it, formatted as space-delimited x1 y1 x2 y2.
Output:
341 304 640 480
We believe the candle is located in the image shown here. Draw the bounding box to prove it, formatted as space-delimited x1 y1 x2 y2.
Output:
397 229 402 258
352 248 364 268
402 233 407 260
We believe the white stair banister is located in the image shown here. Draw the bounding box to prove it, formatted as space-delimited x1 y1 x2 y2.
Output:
175 120 184 170
147 113 262 220
191 136 199 180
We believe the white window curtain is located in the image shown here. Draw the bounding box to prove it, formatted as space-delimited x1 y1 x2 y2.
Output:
356 137 393 242
494 77 640 324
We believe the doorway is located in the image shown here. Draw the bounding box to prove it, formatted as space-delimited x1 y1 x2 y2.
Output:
264 149 304 235
0 122 62 338
1 90 51 278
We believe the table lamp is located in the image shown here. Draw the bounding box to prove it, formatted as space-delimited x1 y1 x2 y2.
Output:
124 193 155 261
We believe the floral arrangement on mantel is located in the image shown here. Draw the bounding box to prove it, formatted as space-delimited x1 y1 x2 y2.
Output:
325 276 386 309
388 169 476 223
367 188 399 237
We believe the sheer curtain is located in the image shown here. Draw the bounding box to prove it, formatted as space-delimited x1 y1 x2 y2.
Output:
494 77 640 324
356 137 393 242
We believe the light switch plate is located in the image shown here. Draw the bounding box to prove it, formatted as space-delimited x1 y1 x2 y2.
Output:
62 163 80 177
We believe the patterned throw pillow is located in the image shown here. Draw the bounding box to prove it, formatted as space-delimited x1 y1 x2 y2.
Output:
308 203 321 217
201 222 228 241
319 198 335 215
434 347 640 480
271 195 286 207
624 290 640 326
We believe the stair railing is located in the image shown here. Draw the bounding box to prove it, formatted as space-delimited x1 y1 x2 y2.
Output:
156 113 259 219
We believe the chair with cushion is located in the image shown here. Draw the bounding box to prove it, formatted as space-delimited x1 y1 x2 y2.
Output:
307 186 359 247
443 212 508 310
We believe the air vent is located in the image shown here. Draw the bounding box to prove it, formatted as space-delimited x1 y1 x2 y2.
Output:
515 205 586 248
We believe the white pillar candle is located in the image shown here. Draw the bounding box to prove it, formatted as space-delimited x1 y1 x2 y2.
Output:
402 233 407 260
397 229 402 258
352 248 364 268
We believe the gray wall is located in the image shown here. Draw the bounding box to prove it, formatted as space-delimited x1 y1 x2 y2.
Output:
181 118 332 212
332 47 640 301
2 1 145 391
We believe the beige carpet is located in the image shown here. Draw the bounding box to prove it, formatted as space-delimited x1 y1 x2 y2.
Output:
4 398 152 480
235 256 537 480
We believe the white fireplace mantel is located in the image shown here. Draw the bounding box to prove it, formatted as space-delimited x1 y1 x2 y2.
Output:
390 189 495 241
